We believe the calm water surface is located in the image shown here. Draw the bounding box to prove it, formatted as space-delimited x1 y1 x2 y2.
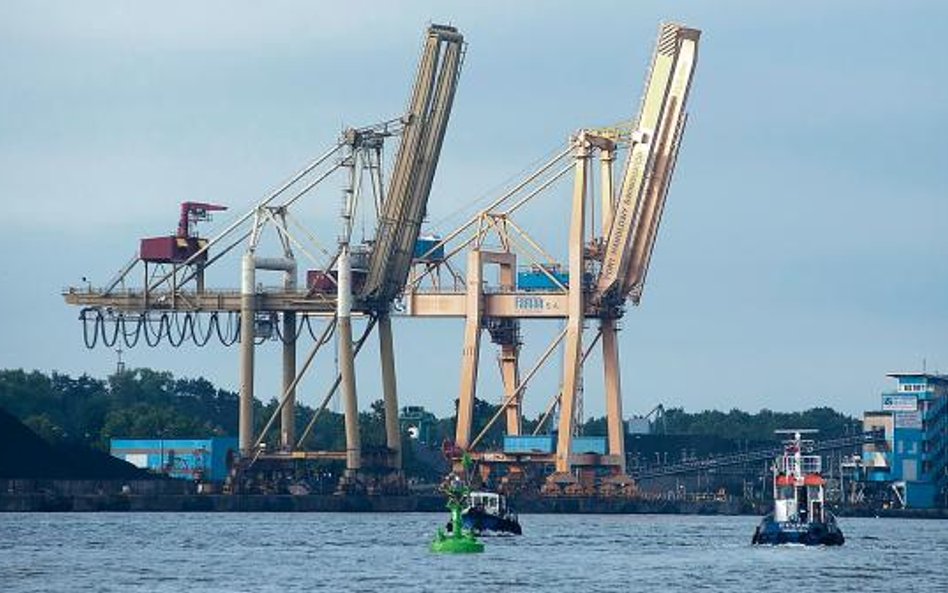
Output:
1 513 946 592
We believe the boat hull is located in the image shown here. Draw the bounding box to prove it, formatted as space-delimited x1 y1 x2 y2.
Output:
462 508 522 535
752 513 844 546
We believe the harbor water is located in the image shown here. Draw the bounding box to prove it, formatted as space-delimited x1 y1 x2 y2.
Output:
2 513 946 592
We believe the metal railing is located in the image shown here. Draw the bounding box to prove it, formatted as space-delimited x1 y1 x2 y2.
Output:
631 430 886 480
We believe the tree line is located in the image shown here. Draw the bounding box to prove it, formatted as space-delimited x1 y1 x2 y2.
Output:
0 368 861 454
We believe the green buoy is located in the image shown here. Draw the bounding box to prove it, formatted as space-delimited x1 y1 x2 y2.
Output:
430 476 484 554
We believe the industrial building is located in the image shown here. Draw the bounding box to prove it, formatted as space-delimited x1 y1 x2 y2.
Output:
111 437 238 482
862 373 948 508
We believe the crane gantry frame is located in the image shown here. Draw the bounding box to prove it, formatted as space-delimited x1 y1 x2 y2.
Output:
62 22 699 493
64 24 465 492
404 22 700 487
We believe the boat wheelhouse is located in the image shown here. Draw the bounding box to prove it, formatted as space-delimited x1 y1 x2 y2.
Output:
462 491 522 535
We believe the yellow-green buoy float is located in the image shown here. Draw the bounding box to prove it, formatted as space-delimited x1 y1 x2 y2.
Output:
430 476 484 554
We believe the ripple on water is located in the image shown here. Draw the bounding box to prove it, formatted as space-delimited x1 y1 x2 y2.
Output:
1 513 947 593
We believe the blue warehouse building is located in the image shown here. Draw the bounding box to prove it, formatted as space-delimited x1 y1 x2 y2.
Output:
111 437 238 482
862 373 948 508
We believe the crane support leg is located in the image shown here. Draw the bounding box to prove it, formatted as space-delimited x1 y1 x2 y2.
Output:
238 253 255 455
378 312 402 470
337 246 362 476
498 255 521 436
554 139 589 475
280 311 297 450
279 224 298 451
501 344 521 436
455 249 483 450
602 318 625 472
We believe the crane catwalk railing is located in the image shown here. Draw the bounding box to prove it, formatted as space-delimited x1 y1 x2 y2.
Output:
631 430 886 480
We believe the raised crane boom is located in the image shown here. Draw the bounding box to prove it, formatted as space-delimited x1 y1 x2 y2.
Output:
359 24 464 306
596 23 700 304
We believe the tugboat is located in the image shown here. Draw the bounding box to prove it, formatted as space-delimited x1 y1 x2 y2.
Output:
462 491 522 535
752 430 844 546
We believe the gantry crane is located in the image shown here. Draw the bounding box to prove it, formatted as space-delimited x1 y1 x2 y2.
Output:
62 21 699 496
404 22 700 492
63 24 464 492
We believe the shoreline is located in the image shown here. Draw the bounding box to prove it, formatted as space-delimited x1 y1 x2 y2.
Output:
2 491 946 518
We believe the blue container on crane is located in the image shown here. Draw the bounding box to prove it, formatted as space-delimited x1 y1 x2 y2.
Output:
517 264 570 291
413 235 445 262
503 435 555 454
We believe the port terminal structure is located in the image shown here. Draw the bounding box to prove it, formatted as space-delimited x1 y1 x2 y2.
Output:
63 23 700 495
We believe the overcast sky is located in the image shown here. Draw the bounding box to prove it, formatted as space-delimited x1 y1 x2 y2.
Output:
1 1 945 421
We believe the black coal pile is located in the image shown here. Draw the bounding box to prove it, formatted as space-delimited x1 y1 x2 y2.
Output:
0 407 150 479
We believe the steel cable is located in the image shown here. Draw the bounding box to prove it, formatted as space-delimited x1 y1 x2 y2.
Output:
272 313 286 344
99 313 120 348
191 313 213 347
81 309 245 349
217 313 239 347
80 309 98 349
143 314 162 347
122 315 143 349
173 313 192 348
165 314 184 348
271 313 305 345
304 315 320 341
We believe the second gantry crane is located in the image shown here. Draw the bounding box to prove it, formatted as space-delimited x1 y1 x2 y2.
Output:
405 22 700 493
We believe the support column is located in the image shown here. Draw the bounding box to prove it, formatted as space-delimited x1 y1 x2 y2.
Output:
602 317 625 472
196 264 206 293
455 249 483 449
498 257 521 436
338 246 362 474
554 137 589 475
239 253 256 456
378 312 402 470
500 345 521 436
280 256 298 450
280 310 297 451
